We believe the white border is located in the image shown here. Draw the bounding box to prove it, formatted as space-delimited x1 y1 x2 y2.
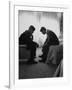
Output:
9 1 71 88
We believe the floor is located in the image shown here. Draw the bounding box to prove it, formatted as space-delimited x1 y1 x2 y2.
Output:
19 61 58 79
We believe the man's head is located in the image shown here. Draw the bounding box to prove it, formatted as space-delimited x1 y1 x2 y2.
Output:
40 27 46 35
29 25 35 33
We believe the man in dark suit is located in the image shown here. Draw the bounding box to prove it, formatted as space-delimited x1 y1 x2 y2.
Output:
19 25 39 63
40 27 59 62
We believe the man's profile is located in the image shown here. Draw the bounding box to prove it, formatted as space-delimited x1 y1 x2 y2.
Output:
19 25 39 63
40 27 59 62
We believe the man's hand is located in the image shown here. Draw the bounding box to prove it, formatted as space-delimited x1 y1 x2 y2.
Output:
33 42 39 47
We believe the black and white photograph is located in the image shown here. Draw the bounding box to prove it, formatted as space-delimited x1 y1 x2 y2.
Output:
19 10 63 79
0 0 71 89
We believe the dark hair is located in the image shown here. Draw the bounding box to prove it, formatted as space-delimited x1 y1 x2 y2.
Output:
40 27 46 32
29 25 35 31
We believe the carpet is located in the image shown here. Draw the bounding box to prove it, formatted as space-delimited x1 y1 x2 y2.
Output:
19 62 57 79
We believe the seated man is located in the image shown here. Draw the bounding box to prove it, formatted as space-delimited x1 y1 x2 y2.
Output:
19 25 39 63
39 27 59 62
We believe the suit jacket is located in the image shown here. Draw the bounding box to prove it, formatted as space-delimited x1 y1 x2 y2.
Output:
43 30 59 50
19 30 33 45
